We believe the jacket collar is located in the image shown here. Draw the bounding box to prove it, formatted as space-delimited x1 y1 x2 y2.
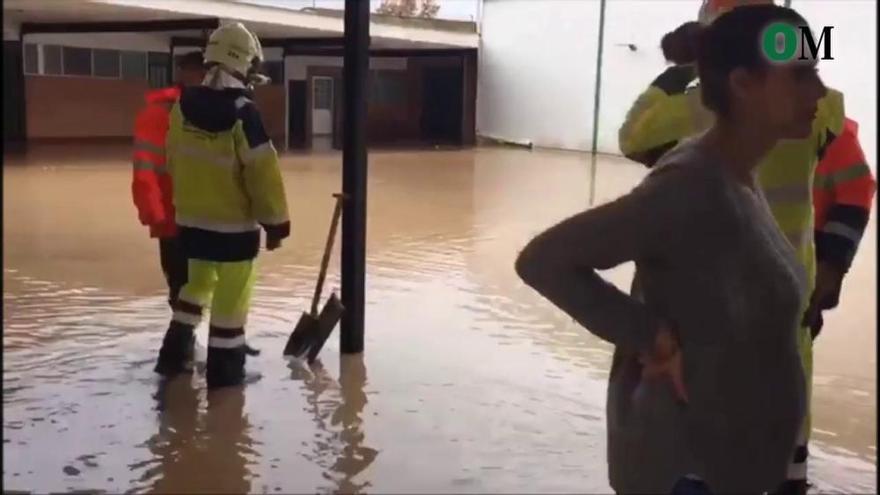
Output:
145 86 181 104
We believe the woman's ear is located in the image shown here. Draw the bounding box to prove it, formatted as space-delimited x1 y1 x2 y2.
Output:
727 67 754 106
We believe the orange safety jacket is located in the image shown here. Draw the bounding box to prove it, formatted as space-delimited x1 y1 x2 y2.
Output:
131 86 181 239
813 117 876 276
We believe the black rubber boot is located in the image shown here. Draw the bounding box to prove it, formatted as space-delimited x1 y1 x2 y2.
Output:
206 344 246 389
773 480 807 495
154 321 196 376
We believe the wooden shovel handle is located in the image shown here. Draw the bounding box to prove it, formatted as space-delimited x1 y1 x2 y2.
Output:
311 193 347 315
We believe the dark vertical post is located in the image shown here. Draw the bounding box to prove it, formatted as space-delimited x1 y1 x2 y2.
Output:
19 32 28 148
282 53 289 152
589 0 607 203
168 37 175 86
340 0 369 354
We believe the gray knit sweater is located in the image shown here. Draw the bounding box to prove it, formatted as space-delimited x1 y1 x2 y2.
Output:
516 139 808 494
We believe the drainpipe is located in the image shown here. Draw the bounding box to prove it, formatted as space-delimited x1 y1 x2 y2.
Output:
589 0 607 203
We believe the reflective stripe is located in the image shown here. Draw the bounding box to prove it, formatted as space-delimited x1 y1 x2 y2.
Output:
258 215 290 226
240 142 274 164
815 162 871 191
133 160 156 171
235 96 251 110
176 216 259 233
786 423 809 481
823 221 864 243
173 311 202 326
208 335 247 349
787 459 807 480
134 140 164 155
211 315 248 329
764 183 811 205
171 143 236 168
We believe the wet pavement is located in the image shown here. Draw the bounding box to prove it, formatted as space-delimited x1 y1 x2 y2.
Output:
3 145 876 493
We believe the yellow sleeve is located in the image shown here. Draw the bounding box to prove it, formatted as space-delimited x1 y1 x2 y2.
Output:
619 87 694 157
235 98 290 233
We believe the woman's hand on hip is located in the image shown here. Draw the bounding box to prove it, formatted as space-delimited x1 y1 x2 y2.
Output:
639 325 689 404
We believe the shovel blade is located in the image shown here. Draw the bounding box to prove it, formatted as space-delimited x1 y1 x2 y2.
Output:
283 312 320 357
306 293 345 364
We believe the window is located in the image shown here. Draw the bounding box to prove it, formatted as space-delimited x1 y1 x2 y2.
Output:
93 49 120 78
121 51 147 81
370 70 406 106
262 60 283 85
147 52 170 88
313 77 333 110
62 46 92 76
43 45 62 75
23 44 39 75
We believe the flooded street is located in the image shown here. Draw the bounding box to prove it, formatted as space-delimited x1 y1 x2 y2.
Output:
3 145 876 494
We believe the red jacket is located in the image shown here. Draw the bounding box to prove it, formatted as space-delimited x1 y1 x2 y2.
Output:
131 86 180 238
813 117 876 273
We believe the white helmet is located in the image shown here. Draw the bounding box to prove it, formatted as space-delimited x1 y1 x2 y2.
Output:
698 0 776 25
205 22 265 80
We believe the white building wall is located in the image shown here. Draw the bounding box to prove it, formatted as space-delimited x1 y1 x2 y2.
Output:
477 0 878 167
476 0 600 151
597 0 697 155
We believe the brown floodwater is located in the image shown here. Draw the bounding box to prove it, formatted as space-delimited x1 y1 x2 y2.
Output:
3 144 876 494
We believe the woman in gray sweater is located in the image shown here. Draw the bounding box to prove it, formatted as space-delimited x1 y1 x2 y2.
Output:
516 6 826 494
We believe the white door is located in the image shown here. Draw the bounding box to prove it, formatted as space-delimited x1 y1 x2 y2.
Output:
311 76 334 136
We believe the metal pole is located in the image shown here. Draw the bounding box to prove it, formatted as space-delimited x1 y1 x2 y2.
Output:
18 31 28 149
340 0 369 354
168 38 175 86
589 0 607 204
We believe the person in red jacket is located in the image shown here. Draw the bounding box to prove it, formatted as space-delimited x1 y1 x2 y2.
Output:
132 51 206 308
806 117 877 338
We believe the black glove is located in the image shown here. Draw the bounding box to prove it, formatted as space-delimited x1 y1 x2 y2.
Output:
810 311 824 341
262 221 291 251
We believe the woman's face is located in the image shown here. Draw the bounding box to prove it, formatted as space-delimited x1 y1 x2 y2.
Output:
737 59 827 140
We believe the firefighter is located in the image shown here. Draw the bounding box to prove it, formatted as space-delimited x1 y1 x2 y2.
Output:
807 117 877 337
154 22 291 389
617 1 874 493
131 51 206 309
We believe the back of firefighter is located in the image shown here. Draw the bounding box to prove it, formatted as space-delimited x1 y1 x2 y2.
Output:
154 22 291 389
131 51 206 308
616 2 874 494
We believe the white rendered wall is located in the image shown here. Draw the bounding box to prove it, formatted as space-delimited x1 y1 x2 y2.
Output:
476 0 601 151
477 0 877 167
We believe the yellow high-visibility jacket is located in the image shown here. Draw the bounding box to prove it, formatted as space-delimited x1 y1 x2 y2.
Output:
167 86 290 262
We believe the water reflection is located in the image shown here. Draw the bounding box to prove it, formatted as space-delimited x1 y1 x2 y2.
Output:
289 354 377 494
143 376 255 494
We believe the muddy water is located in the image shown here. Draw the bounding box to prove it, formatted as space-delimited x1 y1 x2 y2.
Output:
3 145 875 494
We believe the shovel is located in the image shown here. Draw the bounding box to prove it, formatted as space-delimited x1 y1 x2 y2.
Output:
283 193 346 361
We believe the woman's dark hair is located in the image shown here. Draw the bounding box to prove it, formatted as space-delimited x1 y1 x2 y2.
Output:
696 4 810 117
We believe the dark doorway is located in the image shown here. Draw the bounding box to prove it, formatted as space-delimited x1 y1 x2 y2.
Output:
420 66 463 145
4 41 26 148
288 80 307 150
